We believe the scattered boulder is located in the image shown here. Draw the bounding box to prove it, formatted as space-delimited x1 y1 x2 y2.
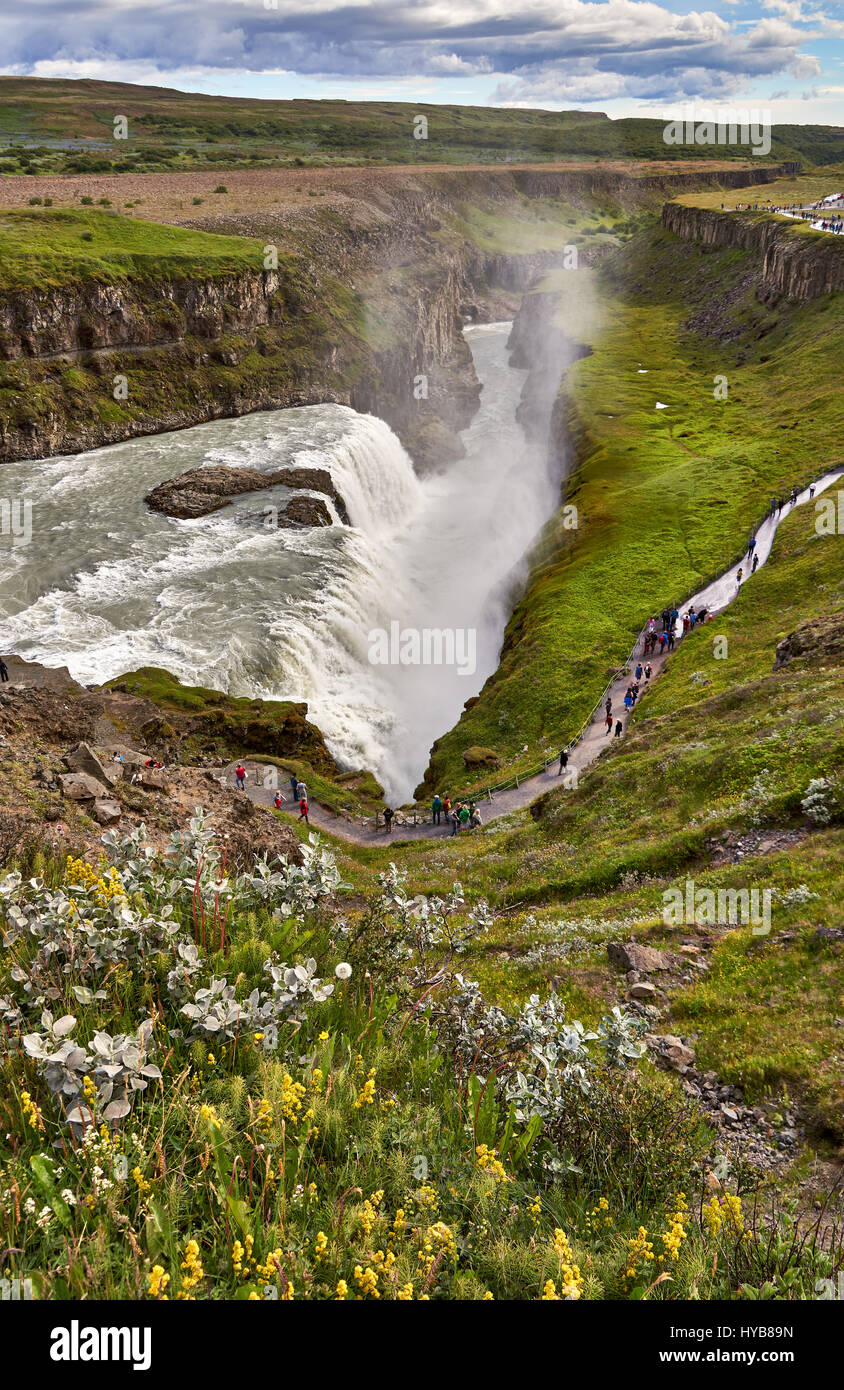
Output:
607 941 674 973
136 769 168 791
773 611 844 671
627 981 657 1001
645 1033 696 1072
63 741 120 787
91 798 122 826
58 771 109 801
462 746 500 769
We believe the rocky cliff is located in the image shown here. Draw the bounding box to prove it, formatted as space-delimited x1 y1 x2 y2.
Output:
661 202 844 301
0 162 794 470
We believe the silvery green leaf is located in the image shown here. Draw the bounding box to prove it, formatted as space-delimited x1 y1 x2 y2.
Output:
103 1099 131 1121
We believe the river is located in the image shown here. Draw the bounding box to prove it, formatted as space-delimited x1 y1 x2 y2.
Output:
0 322 560 802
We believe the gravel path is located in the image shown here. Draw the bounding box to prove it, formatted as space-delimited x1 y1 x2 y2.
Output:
215 465 843 846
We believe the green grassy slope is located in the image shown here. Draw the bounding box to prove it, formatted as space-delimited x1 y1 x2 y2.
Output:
419 219 844 796
370 498 844 1135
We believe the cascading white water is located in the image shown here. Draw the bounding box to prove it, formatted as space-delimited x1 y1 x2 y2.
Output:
0 323 560 802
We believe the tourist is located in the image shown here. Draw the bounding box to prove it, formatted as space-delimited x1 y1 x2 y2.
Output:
432 793 443 825
451 802 462 836
770 496 777 516
470 807 482 828
235 763 247 790
747 534 756 556
273 789 283 810
624 692 634 712
458 804 471 831
737 567 743 585
752 553 759 573
635 662 643 682
614 719 623 738
558 748 568 775
383 806 393 835
605 712 613 735
0 658 7 683
443 794 452 825
605 697 612 716
809 483 816 499
296 780 307 802
644 662 652 681
289 773 299 800
790 484 799 504
299 796 309 825
667 629 675 651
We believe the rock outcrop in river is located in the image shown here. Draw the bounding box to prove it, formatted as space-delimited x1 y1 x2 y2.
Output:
144 463 350 523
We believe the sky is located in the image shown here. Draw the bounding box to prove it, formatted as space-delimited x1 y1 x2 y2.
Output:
3 0 844 125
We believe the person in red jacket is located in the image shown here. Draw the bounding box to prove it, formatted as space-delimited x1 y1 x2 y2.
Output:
235 763 247 790
299 796 309 825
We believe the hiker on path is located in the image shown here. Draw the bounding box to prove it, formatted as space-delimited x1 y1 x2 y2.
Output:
0 658 7 683
737 567 743 585
770 496 777 516
235 763 247 791
605 712 613 735
809 483 816 499
790 484 799 504
299 796 309 825
558 748 569 775
644 662 652 681
296 780 307 803
747 535 756 557
451 803 462 836
635 663 643 682
383 806 394 835
667 629 675 651
458 804 471 832
289 773 299 800
432 793 443 825
778 496 784 511
614 719 623 738
470 807 482 828
752 553 759 573
648 617 656 634
624 692 634 712
274 790 283 810
443 795 452 826
605 697 612 716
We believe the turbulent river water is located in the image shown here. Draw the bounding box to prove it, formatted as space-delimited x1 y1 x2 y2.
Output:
0 322 560 802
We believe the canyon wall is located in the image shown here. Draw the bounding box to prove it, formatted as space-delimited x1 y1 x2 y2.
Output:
661 202 844 301
0 162 791 468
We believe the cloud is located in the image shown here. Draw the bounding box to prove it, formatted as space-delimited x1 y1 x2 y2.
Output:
0 0 827 106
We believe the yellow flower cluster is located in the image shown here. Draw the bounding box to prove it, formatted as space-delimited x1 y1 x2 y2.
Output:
335 1279 348 1300
527 1195 542 1226
252 1098 273 1133
414 1184 438 1211
199 1103 220 1127
255 1247 286 1292
703 1192 745 1237
280 1074 306 1124
626 1226 655 1281
588 1195 613 1230
177 1240 205 1300
358 1189 384 1238
541 1278 560 1301
20 1089 44 1132
659 1193 689 1262
353 1264 380 1298
65 856 126 906
552 1229 583 1300
417 1221 456 1279
232 1234 255 1277
132 1167 151 1197
314 1231 328 1263
353 1067 376 1109
475 1144 510 1184
397 1282 414 1300
147 1265 170 1300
